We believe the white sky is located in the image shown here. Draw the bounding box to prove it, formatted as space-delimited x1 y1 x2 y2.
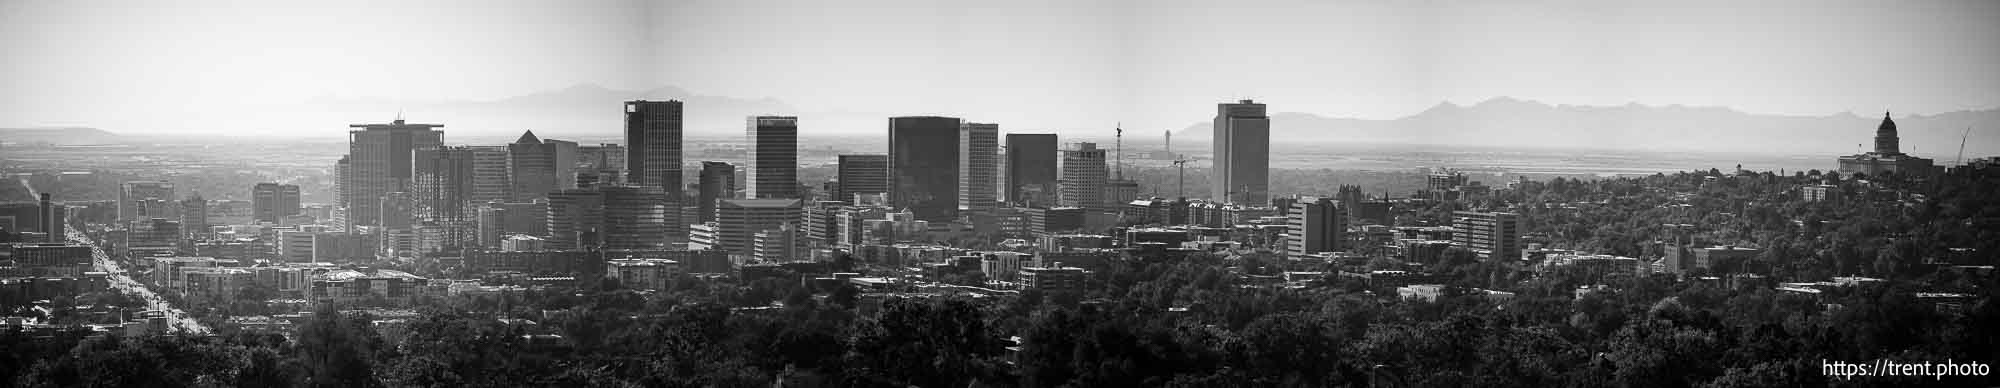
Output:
4 0 1997 135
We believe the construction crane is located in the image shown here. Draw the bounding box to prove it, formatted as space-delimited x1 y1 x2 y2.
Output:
1171 154 1190 198
1958 126 1973 166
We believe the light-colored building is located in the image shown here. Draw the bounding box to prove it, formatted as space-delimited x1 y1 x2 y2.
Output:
342 119 444 228
1059 143 1108 213
1212 100 1270 205
1285 196 1345 257
979 251 1025 281
177 267 254 303
500 234 546 252
1451 211 1522 261
717 199 803 259
958 122 1000 214
1836 112 1938 178
1398 284 1446 302
306 268 430 307
1019 264 1088 292
606 258 681 291
689 222 720 251
1802 184 1838 202
752 224 805 263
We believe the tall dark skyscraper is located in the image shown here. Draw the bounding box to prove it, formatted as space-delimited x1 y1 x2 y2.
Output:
508 130 578 201
746 116 799 199
888 116 962 222
466 146 511 204
1212 100 1270 205
414 147 476 248
343 118 444 228
546 189 604 251
598 185 670 250
835 154 888 204
625 100 685 243
1004 133 1059 207
958 122 999 214
251 183 301 223
698 161 735 223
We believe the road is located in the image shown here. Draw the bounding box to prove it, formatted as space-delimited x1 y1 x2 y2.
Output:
68 223 208 334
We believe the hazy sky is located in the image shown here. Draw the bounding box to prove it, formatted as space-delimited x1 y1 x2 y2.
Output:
4 0 1999 136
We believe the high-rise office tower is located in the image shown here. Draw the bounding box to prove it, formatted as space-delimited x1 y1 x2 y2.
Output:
180 193 207 239
546 189 605 251
1212 100 1270 205
1060 143 1109 213
333 157 349 229
803 200 843 248
888 116 962 222
746 116 799 199
836 154 889 204
1005 134 1059 207
1452 211 1523 261
251 183 301 223
958 122 999 214
466 146 511 203
342 118 444 228
598 185 670 250
625 100 685 243
508 130 578 201
1286 196 1345 257
716 199 803 259
414 147 476 248
697 161 736 223
119 181 177 224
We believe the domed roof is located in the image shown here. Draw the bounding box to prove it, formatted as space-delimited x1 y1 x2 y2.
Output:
1877 111 1897 133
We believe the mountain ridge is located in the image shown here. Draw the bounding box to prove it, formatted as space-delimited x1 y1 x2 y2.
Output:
1177 97 2000 156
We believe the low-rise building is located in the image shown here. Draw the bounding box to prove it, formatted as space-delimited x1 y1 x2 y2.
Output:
1019 264 1087 292
306 268 430 307
606 259 680 291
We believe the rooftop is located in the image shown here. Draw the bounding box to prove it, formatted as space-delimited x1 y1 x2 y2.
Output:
317 268 424 282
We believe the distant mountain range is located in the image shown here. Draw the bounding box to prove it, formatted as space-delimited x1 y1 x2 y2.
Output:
14 85 1998 158
1175 97 2000 156
0 127 120 145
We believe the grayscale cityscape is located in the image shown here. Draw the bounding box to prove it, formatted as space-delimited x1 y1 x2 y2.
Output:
1 0 1998 386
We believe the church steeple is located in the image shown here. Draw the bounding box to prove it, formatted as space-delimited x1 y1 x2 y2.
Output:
1873 110 1900 155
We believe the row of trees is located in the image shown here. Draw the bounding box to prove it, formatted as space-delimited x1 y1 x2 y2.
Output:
7 249 1994 387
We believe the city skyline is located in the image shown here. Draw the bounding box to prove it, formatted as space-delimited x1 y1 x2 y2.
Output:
5 0 1999 149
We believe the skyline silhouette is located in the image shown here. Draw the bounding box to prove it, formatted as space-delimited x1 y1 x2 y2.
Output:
5 0 2000 143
